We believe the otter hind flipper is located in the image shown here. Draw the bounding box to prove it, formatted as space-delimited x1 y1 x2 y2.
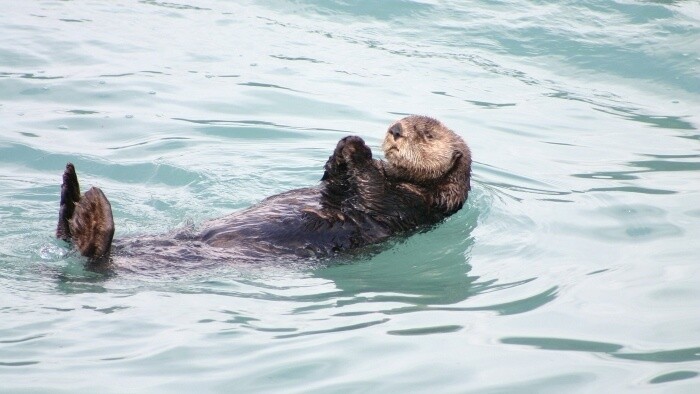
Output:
56 163 80 240
56 163 115 260
71 187 115 260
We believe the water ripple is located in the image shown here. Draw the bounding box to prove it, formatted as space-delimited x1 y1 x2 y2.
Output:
502 337 700 364
1 0 699 391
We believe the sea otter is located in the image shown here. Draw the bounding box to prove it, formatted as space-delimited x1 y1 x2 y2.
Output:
56 115 471 264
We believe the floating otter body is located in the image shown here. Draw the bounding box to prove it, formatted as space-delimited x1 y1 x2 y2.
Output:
56 115 472 264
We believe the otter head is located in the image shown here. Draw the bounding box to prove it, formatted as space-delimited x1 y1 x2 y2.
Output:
382 115 466 182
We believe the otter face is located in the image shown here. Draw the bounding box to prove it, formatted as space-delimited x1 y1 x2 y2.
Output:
382 115 461 181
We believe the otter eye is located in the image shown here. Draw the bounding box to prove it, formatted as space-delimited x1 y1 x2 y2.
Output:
425 132 433 139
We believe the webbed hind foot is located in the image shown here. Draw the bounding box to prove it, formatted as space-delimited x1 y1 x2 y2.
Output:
56 163 115 261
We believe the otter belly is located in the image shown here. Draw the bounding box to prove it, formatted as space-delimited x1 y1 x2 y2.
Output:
110 187 393 265
199 187 383 258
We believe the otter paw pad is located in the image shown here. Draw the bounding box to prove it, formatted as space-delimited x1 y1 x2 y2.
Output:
340 136 371 163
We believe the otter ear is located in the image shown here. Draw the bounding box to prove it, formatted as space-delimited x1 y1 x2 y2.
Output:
453 151 463 160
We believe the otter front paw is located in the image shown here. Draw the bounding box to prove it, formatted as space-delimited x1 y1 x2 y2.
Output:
337 136 372 165
323 136 372 181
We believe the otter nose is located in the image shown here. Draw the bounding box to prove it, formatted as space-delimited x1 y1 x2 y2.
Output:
389 124 403 139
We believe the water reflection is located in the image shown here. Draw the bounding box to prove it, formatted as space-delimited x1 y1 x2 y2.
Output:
312 195 555 317
573 155 700 181
139 0 211 11
649 371 699 384
545 90 697 130
501 336 700 363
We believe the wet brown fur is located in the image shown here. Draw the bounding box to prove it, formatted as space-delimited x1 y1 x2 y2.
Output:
56 115 471 263
56 164 114 261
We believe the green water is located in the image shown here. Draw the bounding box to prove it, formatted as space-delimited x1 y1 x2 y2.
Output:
1 0 699 392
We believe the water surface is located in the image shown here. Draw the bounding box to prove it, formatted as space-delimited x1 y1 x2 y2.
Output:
1 0 699 392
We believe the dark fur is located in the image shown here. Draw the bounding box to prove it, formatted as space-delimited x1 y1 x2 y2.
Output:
56 163 114 262
56 116 471 264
